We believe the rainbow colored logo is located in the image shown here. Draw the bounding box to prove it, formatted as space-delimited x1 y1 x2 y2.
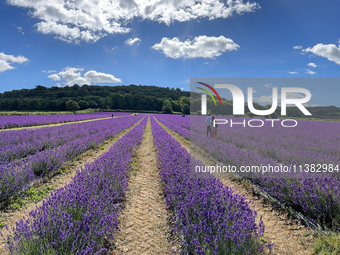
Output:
197 82 222 106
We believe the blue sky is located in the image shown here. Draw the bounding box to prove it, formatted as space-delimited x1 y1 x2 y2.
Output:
0 0 340 106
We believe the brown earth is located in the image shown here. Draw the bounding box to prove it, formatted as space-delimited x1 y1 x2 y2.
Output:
111 117 180 255
0 120 141 254
155 117 317 255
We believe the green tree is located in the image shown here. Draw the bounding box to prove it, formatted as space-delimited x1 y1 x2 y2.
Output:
88 100 98 108
110 93 123 109
123 94 134 110
246 111 255 118
179 96 190 108
78 100 89 110
181 104 190 115
270 112 278 119
29 99 39 110
162 99 173 114
65 100 80 112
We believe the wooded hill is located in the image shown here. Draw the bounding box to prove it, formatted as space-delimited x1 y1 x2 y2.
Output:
0 84 190 113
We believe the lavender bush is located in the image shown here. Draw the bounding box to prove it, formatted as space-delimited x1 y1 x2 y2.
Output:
150 116 265 255
3 117 147 254
0 115 143 203
157 114 340 229
0 117 125 164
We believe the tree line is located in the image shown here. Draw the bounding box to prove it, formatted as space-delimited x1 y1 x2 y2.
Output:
1 84 338 118
0 84 191 114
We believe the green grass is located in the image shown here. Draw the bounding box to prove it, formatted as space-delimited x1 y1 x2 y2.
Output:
129 161 139 176
9 186 54 210
312 233 340 255
259 237 267 244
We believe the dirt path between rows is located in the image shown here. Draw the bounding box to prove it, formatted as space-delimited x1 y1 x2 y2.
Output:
0 120 141 254
111 117 180 255
155 117 317 255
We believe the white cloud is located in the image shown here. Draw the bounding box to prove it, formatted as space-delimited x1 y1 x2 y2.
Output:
84 70 122 83
47 66 122 85
307 62 317 68
256 95 274 103
0 52 29 73
303 103 319 107
42 70 56 73
303 43 340 65
152 35 239 59
287 92 309 99
15 25 24 34
293 45 302 50
57 67 87 85
305 69 316 75
35 21 102 44
262 83 272 88
125 37 141 46
54 83 63 87
288 71 298 74
48 73 61 81
7 0 259 43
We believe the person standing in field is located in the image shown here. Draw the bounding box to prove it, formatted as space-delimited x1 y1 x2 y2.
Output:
211 115 218 138
205 113 212 137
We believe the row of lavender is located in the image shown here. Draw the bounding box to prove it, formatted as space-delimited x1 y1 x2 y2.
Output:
0 115 143 203
191 116 340 166
161 114 340 166
0 112 132 129
157 114 340 229
150 117 265 254
0 117 125 164
2 117 147 254
157 115 278 168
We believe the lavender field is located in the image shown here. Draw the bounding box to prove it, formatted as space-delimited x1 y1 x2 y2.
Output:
157 114 340 230
0 114 143 204
1 113 338 254
0 112 132 129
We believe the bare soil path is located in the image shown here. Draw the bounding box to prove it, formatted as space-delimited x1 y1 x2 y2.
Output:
0 120 141 254
111 117 180 255
155 117 317 255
